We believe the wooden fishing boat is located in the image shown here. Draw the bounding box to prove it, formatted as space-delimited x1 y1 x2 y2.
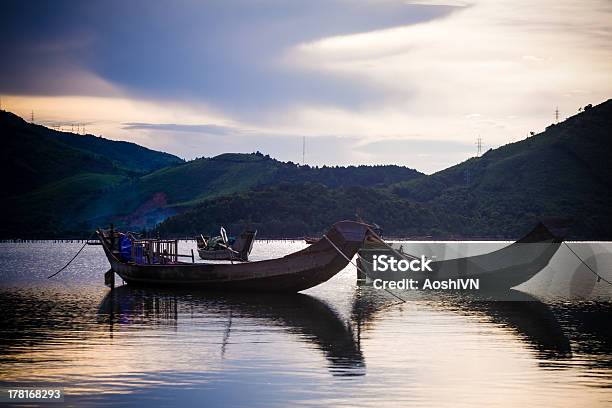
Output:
197 229 257 261
97 220 373 292
358 223 563 291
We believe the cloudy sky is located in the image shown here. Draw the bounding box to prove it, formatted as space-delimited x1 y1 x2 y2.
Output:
1 0 611 173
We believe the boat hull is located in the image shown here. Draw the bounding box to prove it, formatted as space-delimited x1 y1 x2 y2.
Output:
100 221 369 292
358 223 562 291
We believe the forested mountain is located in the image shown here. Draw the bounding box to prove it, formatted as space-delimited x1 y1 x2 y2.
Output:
387 100 612 238
1 110 422 237
3 99 611 239
1 110 183 237
0 111 183 199
157 182 439 238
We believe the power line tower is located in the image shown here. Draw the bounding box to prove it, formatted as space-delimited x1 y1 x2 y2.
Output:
555 106 559 123
302 135 306 166
476 137 483 157
30 110 34 123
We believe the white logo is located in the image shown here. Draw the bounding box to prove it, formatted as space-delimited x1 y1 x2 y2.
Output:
372 255 433 272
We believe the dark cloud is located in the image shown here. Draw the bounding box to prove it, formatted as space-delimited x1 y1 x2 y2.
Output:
0 0 461 116
122 122 244 136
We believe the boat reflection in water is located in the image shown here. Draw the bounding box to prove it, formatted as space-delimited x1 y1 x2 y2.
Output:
98 286 365 377
457 291 573 359
350 287 573 361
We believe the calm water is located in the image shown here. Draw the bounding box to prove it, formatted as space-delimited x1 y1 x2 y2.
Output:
1 241 611 407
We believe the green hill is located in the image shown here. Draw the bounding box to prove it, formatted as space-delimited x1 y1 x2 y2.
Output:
0 110 178 237
81 152 424 230
3 99 611 239
6 173 128 237
0 110 183 199
0 111 423 237
387 100 612 238
112 152 424 209
157 182 438 238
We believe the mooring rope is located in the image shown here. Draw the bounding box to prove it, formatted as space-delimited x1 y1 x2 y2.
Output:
324 234 406 303
564 242 612 287
47 231 96 279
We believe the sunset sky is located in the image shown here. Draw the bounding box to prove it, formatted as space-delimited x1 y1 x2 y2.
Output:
1 0 611 173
